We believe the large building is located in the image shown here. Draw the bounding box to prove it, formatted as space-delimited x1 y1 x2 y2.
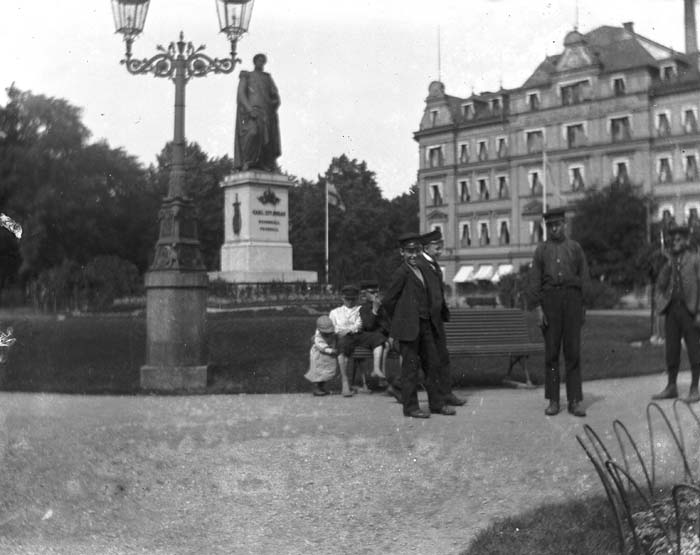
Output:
414 1 700 299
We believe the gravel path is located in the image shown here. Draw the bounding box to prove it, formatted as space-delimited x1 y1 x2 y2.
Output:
0 373 677 554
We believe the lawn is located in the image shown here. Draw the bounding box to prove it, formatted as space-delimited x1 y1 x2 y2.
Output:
0 309 666 395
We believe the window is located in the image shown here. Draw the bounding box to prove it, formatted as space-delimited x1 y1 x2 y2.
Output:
430 110 438 126
657 112 671 137
610 116 631 142
462 103 474 120
428 146 443 168
459 143 470 164
612 77 626 96
460 222 471 247
478 178 490 200
491 97 502 116
613 159 630 186
662 64 676 80
526 130 544 154
497 175 508 199
477 140 488 161
529 170 543 196
569 166 585 191
478 221 490 246
429 183 443 206
566 123 586 148
560 80 589 106
458 179 471 202
496 137 507 158
528 92 540 111
498 220 510 245
529 221 544 244
684 108 698 134
684 153 699 181
657 157 673 183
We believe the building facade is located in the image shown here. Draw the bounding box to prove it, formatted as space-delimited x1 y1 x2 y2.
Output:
414 15 700 298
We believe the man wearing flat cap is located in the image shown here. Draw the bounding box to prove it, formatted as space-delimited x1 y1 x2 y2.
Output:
381 232 454 418
418 228 467 407
329 284 386 397
527 207 590 417
652 223 700 403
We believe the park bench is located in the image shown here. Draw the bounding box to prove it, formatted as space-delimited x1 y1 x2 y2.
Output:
351 308 542 389
444 308 542 388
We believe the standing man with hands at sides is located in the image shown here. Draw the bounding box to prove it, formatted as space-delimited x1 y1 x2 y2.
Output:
382 233 455 418
528 208 590 417
652 223 700 403
418 229 467 407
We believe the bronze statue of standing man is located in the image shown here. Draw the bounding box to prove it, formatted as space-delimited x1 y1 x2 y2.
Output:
233 53 281 172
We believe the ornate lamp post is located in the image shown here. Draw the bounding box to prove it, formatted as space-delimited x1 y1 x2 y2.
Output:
111 0 255 391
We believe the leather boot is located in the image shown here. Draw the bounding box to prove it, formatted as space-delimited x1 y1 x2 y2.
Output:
545 400 560 416
568 401 586 417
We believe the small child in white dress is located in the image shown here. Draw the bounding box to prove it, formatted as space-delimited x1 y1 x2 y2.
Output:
304 315 342 396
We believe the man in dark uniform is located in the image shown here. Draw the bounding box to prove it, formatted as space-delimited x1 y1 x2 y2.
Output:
382 233 455 418
418 229 467 406
528 207 590 417
652 223 700 403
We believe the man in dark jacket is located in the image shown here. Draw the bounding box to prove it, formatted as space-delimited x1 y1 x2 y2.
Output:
652 223 700 403
418 229 466 406
382 233 454 418
528 207 590 417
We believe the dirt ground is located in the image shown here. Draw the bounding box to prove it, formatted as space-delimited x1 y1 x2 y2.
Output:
0 373 684 555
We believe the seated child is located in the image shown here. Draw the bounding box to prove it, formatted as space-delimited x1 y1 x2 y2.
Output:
304 315 343 397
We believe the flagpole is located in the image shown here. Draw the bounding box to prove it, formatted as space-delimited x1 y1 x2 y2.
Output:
325 181 329 285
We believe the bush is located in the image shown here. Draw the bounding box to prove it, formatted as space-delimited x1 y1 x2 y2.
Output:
83 256 141 311
584 279 621 309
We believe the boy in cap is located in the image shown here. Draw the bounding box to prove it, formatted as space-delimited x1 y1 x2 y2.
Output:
418 229 467 407
382 232 454 418
329 284 386 396
528 207 590 417
652 223 700 403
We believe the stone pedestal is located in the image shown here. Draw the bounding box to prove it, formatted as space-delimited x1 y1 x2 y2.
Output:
209 171 317 283
140 270 208 392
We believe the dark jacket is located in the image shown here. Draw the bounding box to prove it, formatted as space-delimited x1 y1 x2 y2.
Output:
657 249 700 316
382 262 436 341
417 255 450 323
359 302 390 336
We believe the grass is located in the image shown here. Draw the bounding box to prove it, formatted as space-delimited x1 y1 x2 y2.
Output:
0 309 666 394
461 494 621 555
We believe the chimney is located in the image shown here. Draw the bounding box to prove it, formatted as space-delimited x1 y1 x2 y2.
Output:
686 0 698 54
623 21 634 33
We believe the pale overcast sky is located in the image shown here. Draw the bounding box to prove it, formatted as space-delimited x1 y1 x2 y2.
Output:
0 0 688 199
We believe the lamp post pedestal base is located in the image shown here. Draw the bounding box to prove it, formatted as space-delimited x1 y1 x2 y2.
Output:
140 270 209 393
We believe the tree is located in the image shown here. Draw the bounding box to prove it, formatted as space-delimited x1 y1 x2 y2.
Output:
152 141 233 271
571 182 653 289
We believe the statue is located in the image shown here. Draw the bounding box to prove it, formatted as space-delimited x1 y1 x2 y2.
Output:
233 53 281 172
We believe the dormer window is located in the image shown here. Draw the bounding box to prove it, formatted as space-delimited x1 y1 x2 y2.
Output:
491 97 502 116
462 103 474 120
612 76 626 96
662 64 676 80
430 110 438 126
528 92 540 111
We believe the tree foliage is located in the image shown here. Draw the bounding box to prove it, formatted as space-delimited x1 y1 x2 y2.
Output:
571 182 653 288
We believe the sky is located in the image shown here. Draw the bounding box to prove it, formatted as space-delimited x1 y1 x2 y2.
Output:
0 0 689 199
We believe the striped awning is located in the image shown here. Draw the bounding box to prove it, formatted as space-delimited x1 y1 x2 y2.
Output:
452 265 475 283
473 264 495 281
491 264 514 283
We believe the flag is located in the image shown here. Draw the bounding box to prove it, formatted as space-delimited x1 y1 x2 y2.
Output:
327 183 345 212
